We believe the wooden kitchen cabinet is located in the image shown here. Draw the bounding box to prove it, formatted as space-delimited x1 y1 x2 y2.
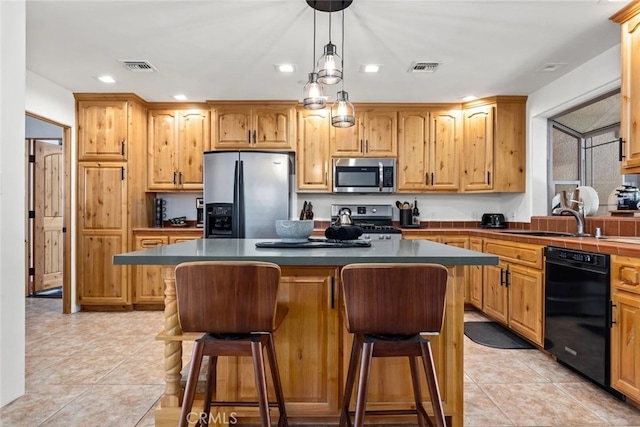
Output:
462 97 526 193
77 162 130 306
132 230 202 307
222 267 340 414
77 99 128 161
211 101 296 150
296 108 332 191
147 107 210 191
612 3 640 173
482 239 544 346
330 106 397 157
469 237 484 309
397 108 462 192
610 255 640 403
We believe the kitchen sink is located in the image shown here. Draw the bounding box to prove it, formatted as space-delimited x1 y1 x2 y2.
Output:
497 230 590 237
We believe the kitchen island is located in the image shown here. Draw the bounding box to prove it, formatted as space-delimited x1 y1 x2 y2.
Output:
114 238 498 426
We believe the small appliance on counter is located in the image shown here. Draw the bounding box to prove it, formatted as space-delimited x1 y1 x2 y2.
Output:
154 198 166 227
481 213 507 228
616 185 639 210
195 197 204 228
330 204 402 240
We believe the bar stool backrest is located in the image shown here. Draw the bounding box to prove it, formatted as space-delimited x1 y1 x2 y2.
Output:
341 263 448 335
175 261 281 334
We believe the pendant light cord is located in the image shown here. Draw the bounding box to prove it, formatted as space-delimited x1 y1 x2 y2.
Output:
328 0 332 43
312 8 317 71
341 7 345 90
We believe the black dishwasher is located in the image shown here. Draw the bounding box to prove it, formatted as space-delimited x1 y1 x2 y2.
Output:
544 246 623 399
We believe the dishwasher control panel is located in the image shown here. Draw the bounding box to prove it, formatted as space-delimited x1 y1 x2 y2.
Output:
545 246 608 268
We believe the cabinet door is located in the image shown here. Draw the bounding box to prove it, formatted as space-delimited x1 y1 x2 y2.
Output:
148 110 178 190
363 109 397 157
296 109 331 191
483 262 508 324
214 107 253 148
507 264 543 346
331 115 363 157
620 12 640 172
77 100 128 161
462 105 494 191
430 109 460 190
177 110 209 190
77 162 129 305
611 290 640 400
469 237 484 309
253 106 294 150
229 270 340 414
133 236 168 304
397 111 429 191
168 234 202 244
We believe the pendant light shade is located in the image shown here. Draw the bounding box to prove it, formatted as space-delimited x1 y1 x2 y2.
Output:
303 72 326 109
317 42 342 85
331 90 355 128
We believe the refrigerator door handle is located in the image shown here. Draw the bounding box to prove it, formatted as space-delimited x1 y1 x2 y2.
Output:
237 160 245 238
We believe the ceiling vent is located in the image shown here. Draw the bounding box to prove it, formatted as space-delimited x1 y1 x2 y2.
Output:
408 62 440 73
118 60 158 72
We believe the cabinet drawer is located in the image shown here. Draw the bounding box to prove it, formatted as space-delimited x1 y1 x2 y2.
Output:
612 255 640 295
483 239 543 269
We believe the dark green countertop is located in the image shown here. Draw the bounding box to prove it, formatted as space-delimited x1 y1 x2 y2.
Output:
113 238 498 266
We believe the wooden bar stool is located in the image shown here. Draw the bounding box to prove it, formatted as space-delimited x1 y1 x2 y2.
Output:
339 263 449 427
175 261 288 427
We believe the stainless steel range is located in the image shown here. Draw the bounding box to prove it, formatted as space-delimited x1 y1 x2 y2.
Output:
330 204 402 241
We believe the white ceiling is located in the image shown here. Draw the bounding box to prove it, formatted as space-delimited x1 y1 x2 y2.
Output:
26 0 631 104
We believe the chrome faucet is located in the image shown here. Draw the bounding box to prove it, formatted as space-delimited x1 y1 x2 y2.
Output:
552 202 588 236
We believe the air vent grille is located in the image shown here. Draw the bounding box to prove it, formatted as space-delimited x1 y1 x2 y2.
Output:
118 60 158 72
408 62 440 73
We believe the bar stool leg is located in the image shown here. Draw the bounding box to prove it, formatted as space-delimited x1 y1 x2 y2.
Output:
265 334 288 427
201 355 217 426
179 339 206 427
353 339 374 427
251 338 272 427
408 356 429 427
420 339 446 427
340 334 362 427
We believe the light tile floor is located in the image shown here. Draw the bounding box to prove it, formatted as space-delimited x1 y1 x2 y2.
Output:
2 298 640 426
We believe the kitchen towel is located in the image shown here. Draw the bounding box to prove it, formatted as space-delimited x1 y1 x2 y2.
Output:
324 225 363 240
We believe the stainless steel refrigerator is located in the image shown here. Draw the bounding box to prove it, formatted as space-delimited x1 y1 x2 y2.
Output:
203 150 293 238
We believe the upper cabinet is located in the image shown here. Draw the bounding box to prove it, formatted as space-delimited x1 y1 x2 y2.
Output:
331 106 397 157
612 3 640 173
147 106 210 191
462 96 526 192
211 101 296 150
296 108 332 192
77 100 129 161
397 107 462 191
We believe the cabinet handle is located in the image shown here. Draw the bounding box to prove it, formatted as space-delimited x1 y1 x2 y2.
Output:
121 166 125 180
179 171 183 185
505 268 510 287
331 276 336 309
121 139 125 156
619 137 626 161
360 139 363 153
487 171 491 185
500 268 505 287
365 140 369 153
431 172 434 185
247 130 251 144
173 171 177 185
609 301 617 327
325 171 328 185
425 172 429 185
253 130 257 144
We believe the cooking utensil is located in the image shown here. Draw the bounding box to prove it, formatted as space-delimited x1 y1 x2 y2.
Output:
300 201 307 220
395 201 402 210
337 207 353 225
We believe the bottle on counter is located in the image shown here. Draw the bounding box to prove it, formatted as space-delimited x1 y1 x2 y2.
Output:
412 197 420 225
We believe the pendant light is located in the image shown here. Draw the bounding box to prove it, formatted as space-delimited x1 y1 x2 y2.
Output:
331 9 355 127
317 0 342 85
303 8 326 110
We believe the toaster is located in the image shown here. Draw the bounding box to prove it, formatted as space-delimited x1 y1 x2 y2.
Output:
481 213 507 228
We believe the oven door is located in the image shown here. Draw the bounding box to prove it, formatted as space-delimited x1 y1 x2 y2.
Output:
332 158 395 193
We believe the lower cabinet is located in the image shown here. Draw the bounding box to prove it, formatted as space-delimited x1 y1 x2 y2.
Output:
468 237 484 309
132 229 202 308
610 255 640 403
216 267 340 414
482 239 544 346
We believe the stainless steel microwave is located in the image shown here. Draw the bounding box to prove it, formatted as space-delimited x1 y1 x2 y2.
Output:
332 158 396 193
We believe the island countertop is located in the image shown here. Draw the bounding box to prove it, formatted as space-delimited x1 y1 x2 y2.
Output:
113 238 499 266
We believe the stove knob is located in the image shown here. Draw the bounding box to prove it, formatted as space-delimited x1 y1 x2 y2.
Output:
385 234 392 239
363 234 370 240
378 235 385 240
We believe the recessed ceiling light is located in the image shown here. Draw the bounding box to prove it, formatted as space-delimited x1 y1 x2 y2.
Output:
461 95 478 102
360 64 382 73
275 64 296 73
97 75 116 83
173 94 187 101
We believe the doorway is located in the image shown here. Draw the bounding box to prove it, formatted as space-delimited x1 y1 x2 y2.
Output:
25 113 72 313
